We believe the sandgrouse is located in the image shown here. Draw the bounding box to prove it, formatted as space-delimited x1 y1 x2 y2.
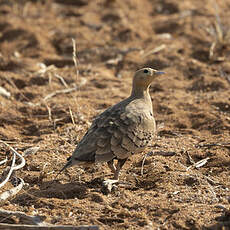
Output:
58 68 164 181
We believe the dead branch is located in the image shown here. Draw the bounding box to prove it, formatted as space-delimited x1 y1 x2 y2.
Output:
196 142 230 148
0 141 25 189
0 140 25 171
0 208 46 226
0 152 16 189
0 223 99 230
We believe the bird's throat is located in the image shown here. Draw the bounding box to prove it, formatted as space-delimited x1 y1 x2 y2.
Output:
131 85 151 100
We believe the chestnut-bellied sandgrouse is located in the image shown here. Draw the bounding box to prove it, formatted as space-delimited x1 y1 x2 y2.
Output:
58 68 165 183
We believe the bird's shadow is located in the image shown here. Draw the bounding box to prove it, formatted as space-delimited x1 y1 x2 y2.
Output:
45 177 105 198
203 210 230 230
12 177 105 206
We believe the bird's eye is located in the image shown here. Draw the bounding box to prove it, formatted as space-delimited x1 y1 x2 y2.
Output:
143 69 149 74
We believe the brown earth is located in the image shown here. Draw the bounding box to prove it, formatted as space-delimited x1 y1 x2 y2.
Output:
0 0 230 229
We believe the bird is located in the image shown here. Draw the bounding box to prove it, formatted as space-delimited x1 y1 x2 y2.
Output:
57 68 165 184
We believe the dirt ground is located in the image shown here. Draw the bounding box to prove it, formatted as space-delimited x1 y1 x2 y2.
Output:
0 0 230 229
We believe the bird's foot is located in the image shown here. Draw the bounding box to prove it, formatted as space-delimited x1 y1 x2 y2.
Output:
102 179 119 194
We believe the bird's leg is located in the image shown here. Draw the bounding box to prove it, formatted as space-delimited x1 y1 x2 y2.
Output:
103 158 128 193
107 159 116 174
103 159 118 193
113 158 127 180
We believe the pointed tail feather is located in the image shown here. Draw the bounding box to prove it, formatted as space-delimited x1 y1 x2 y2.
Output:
55 159 72 179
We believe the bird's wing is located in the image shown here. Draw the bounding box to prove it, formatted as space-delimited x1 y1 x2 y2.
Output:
71 105 123 163
72 99 155 163
107 106 155 160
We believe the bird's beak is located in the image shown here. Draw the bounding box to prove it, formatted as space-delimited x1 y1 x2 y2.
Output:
155 71 165 75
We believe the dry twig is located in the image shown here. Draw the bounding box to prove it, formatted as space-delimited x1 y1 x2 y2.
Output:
0 86 11 98
37 63 56 75
141 150 175 176
186 151 195 164
141 44 166 58
219 68 230 84
0 223 99 230
54 74 68 88
43 87 78 101
0 208 46 226
0 178 24 201
44 103 52 122
69 106 76 126
0 158 7 166
186 157 210 171
0 208 98 229
208 0 230 60
72 38 79 79
141 154 148 176
23 147 40 157
0 140 25 188
0 152 16 189
196 142 230 148
141 151 155 176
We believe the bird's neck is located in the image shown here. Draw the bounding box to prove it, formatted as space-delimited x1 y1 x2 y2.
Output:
130 86 152 103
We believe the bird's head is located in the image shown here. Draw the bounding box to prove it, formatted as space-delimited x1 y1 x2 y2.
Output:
132 68 165 95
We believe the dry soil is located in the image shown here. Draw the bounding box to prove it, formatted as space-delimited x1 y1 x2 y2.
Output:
0 0 230 229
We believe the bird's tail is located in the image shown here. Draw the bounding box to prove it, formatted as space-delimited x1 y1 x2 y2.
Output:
55 158 73 179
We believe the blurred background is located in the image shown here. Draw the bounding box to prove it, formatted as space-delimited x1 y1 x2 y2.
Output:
0 0 229 229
